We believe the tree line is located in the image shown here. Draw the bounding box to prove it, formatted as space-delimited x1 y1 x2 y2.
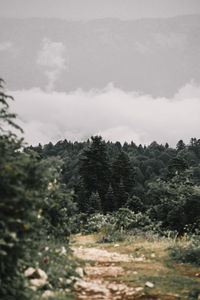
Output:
28 135 200 233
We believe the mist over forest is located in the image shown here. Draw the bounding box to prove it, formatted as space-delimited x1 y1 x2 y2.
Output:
1 3 200 299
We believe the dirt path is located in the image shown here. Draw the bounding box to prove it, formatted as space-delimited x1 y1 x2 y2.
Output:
72 236 147 300
71 234 200 300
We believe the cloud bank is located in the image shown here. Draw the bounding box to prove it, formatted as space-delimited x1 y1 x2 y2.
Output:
9 82 200 147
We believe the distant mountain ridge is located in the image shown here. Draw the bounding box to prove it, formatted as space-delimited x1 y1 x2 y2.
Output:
0 15 200 96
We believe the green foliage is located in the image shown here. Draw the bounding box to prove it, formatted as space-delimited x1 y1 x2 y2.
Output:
40 156 77 237
169 235 200 266
112 208 152 231
147 172 200 233
80 209 155 237
29 117 200 238
0 82 45 299
0 78 23 134
168 156 188 177
0 81 77 299
80 213 111 234
98 231 127 243
36 239 78 292
111 150 134 208
79 136 110 211
124 195 144 213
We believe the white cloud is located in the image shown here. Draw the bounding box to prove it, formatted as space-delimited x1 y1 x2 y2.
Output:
9 82 200 147
37 38 68 91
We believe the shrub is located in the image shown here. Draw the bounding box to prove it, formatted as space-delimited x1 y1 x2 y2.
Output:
169 235 200 266
113 208 153 231
40 156 77 238
0 81 77 299
80 213 111 234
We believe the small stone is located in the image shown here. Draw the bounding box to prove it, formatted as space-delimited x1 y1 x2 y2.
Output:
30 278 47 288
114 244 119 247
133 271 138 274
151 253 156 258
108 283 118 291
135 287 143 292
145 281 154 288
42 290 55 298
66 279 72 284
25 267 47 280
24 267 35 277
134 257 144 262
76 267 84 277
37 268 48 281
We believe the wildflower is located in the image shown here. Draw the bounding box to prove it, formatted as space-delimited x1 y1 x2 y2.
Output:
43 257 49 264
41 246 49 251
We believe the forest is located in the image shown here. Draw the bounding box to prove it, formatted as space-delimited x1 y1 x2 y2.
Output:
28 132 200 234
1 79 200 299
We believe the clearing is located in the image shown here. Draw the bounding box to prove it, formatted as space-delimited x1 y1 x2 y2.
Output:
71 233 200 300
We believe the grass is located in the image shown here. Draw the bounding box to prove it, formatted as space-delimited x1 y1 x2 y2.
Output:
71 233 200 299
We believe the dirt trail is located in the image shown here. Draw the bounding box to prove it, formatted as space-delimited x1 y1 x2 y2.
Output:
72 236 147 300
71 234 200 300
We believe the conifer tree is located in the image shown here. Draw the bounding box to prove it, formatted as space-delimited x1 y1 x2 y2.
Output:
111 150 134 208
79 136 110 212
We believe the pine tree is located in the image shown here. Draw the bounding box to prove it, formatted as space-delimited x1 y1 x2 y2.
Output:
79 136 110 212
105 184 116 212
111 150 134 208
176 140 186 152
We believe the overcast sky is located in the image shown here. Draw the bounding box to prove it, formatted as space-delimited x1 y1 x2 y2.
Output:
9 82 200 147
0 0 200 20
1 0 200 146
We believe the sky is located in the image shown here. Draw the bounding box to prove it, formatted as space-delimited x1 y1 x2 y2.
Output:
0 0 200 20
1 0 200 146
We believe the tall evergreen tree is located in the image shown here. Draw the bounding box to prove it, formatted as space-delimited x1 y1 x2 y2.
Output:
79 136 110 212
176 139 186 152
111 150 134 208
105 184 116 212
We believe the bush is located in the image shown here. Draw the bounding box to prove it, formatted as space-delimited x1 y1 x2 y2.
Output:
0 81 77 299
169 236 200 266
80 213 111 234
113 208 153 231
40 156 77 238
147 174 200 234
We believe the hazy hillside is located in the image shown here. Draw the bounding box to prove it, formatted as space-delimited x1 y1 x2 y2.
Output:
0 15 200 96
